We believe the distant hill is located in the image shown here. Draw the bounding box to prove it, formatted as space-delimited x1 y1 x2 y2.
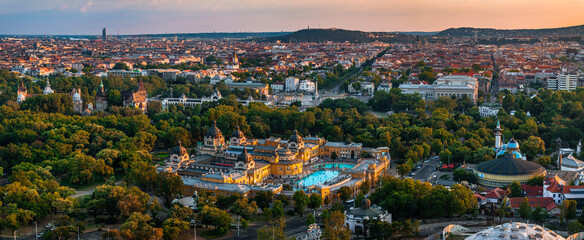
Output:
127 32 292 39
436 25 584 37
392 31 438 36
265 28 419 43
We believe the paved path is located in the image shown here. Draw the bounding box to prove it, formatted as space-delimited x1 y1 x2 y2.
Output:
70 181 123 198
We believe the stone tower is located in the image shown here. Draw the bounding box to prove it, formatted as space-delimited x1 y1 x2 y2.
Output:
494 120 502 149
95 80 108 111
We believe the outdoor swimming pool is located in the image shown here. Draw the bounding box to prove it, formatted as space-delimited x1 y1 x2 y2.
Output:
321 163 356 169
296 170 339 188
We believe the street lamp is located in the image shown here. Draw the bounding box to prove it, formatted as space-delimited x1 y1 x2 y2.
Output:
13 230 17 240
237 216 240 238
77 227 80 240
193 219 197 240
34 222 38 240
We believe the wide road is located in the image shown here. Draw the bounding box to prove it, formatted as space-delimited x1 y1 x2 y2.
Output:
224 209 319 240
322 47 390 94
412 157 441 182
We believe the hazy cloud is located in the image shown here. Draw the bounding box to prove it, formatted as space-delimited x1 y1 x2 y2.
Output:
0 0 582 34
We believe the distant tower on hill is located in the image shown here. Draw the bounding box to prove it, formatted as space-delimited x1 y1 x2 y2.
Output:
102 28 107 41
494 120 502 149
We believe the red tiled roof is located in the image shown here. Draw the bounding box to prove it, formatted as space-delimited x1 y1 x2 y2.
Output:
474 193 486 202
509 197 557 211
485 188 506 199
521 185 543 197
563 185 584 194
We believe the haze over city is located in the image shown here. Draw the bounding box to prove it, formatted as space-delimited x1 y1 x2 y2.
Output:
1 0 583 35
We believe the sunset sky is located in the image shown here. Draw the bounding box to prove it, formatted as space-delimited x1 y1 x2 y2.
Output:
1 0 582 35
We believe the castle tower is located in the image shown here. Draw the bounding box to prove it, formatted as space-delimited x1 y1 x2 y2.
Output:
494 120 502 149
16 79 27 104
95 80 108 111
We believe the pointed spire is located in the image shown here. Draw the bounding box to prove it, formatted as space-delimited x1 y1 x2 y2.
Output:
496 120 500 128
100 79 104 88
19 79 26 92
46 78 51 88
178 140 182 147
137 79 146 92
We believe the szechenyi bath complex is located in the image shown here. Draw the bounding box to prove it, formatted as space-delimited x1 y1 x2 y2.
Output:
160 122 390 203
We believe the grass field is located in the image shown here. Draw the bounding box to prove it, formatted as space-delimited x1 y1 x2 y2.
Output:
153 152 170 158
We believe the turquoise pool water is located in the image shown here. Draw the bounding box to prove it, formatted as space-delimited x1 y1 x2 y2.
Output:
322 163 356 169
296 170 339 188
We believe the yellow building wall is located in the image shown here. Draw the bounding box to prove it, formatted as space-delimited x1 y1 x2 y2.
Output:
271 162 303 176
248 164 272 184
201 176 232 184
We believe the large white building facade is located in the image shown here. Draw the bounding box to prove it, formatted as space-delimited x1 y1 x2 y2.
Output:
285 77 300 92
298 80 316 92
398 75 479 103
548 73 579 91
478 103 502 117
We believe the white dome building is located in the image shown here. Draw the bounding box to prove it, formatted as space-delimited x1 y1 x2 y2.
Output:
464 222 564 240
344 198 391 235
43 79 54 95
71 88 84 113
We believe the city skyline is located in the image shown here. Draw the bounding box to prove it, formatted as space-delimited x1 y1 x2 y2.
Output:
0 0 582 35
